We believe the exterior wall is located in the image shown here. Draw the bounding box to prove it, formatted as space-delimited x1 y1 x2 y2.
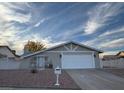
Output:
43 52 54 65
27 52 61 69
47 52 61 68
19 58 32 69
0 47 15 58
94 52 101 68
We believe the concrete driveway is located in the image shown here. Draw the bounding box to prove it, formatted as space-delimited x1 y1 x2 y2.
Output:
66 69 124 90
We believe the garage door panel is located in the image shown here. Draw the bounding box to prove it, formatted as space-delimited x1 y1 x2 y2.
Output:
62 52 95 69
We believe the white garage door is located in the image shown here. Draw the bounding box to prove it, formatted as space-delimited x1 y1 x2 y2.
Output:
61 52 95 69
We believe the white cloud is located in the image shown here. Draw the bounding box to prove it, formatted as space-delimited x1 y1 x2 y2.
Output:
99 26 124 37
83 37 124 50
99 38 124 48
83 38 97 46
55 24 84 41
0 3 31 23
84 3 123 35
83 37 124 58
3 2 31 11
83 26 124 52
84 21 100 34
34 18 48 27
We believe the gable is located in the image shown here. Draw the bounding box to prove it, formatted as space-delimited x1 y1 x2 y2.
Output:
48 43 95 52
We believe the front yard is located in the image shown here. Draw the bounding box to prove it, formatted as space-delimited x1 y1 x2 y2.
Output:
1 68 124 90
0 69 80 89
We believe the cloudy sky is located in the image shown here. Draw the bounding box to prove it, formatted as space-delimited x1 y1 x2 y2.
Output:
0 2 124 55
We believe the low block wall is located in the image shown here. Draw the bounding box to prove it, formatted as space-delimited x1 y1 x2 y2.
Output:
100 58 124 68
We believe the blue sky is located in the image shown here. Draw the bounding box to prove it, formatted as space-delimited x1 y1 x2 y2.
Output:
0 2 124 55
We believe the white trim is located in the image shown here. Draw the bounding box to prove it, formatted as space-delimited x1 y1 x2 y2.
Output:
70 43 72 51
73 46 79 51
36 55 46 57
46 51 94 53
64 45 70 50
91 52 95 68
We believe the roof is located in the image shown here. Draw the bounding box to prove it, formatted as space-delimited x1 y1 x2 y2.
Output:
103 55 116 59
102 55 119 60
116 51 124 56
0 46 20 57
21 41 103 59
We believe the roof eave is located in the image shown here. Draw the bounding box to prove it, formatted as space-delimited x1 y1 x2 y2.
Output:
22 41 103 58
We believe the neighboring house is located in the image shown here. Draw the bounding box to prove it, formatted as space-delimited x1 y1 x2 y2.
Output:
116 51 124 58
21 41 103 69
0 46 19 61
101 51 124 68
102 55 119 61
102 51 124 61
0 46 20 69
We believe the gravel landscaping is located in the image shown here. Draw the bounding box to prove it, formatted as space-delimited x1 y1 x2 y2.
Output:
0 69 80 89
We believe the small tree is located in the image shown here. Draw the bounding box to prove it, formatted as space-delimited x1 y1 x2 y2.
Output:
24 40 46 53
24 40 47 73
